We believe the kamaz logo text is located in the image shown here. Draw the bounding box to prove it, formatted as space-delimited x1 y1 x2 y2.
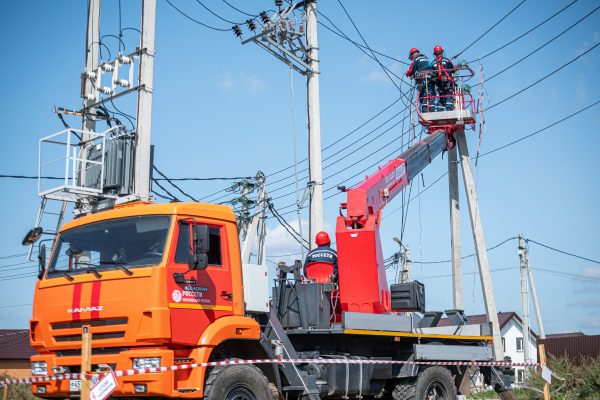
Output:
67 306 104 314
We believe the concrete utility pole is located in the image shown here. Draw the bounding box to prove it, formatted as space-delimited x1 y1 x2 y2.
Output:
133 0 156 200
305 0 324 249
447 145 463 310
82 0 101 140
528 264 546 339
518 234 531 363
455 130 503 360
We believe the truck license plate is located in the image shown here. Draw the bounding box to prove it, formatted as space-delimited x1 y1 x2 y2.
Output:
69 376 99 392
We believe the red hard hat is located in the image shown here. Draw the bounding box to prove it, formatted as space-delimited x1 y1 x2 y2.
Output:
408 47 419 60
433 45 444 54
315 231 331 246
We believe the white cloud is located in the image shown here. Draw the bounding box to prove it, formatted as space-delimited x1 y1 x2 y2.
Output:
574 73 587 102
567 298 600 308
366 61 403 84
215 70 266 95
580 315 600 330
579 266 600 279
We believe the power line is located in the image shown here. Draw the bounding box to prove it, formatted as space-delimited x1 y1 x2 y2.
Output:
0 253 28 260
480 99 600 157
152 166 199 202
533 267 600 284
221 0 256 17
165 0 231 31
467 0 579 63
0 304 31 309
488 41 600 110
408 237 519 265
527 239 600 265
151 178 180 202
316 12 407 65
454 0 528 59
486 5 600 83
194 0 244 25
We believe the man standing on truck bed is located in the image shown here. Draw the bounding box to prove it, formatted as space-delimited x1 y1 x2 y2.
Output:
304 231 338 283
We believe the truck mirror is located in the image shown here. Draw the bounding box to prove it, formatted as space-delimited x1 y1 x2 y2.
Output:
37 244 46 280
195 225 210 255
187 224 210 270
22 227 43 246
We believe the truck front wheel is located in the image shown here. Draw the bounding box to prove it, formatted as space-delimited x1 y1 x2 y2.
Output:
203 364 272 400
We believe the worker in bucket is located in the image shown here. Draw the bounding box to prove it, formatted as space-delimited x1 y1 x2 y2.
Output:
405 47 434 112
431 45 456 111
304 231 338 283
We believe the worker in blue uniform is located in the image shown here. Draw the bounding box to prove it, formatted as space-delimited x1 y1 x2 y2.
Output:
405 47 434 112
304 231 338 282
431 45 456 111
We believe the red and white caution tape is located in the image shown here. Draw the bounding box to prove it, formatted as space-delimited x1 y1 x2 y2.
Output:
0 358 541 388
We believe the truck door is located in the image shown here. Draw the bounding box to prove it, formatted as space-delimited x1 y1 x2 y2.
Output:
167 219 233 345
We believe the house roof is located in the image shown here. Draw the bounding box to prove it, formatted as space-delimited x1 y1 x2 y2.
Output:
546 332 586 339
438 311 538 338
0 330 36 360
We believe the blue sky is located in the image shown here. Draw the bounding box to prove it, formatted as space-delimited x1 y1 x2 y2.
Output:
0 0 599 335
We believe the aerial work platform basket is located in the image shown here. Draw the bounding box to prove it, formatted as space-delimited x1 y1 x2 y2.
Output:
415 64 476 133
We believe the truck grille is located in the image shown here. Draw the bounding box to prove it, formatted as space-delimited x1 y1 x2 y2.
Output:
52 318 128 330
54 332 125 342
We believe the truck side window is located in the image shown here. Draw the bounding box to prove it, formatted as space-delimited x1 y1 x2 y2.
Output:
174 223 222 266
174 222 191 264
207 227 222 266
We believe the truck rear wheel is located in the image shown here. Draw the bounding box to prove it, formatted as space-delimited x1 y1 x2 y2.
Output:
203 364 272 400
392 367 456 400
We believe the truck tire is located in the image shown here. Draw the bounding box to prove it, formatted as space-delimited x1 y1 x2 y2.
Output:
391 378 417 399
415 367 456 400
203 364 272 400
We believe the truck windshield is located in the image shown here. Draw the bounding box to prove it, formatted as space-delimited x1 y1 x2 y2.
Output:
47 215 171 277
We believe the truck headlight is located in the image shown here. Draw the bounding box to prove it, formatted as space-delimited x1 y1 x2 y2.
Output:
31 361 48 376
132 357 161 369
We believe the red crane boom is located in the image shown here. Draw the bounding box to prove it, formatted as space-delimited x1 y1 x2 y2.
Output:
335 130 448 314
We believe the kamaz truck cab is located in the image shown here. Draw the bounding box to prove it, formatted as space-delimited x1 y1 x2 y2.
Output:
29 202 264 398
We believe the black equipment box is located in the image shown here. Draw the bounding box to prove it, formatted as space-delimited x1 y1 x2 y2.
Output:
390 281 425 313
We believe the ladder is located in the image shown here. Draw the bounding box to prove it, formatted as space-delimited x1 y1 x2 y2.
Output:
27 197 68 262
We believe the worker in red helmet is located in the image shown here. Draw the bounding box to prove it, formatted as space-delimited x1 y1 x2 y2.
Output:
405 48 434 112
304 231 338 282
431 45 456 111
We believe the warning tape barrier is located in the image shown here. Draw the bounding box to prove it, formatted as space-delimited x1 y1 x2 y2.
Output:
0 358 541 388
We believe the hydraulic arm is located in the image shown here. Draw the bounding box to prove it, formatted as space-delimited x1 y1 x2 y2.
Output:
335 130 447 314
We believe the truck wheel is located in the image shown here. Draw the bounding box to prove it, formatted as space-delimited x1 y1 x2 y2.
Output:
391 378 416 399
415 367 456 400
203 364 272 400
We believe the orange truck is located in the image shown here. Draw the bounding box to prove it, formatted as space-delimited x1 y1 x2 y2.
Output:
26 197 517 399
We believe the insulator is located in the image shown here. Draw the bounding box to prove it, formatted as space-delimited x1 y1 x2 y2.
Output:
247 19 256 31
101 63 113 72
114 79 130 88
99 86 113 95
85 93 96 101
275 0 283 7
119 56 132 64
260 11 270 25
83 70 97 79
232 25 242 38
299 22 304 34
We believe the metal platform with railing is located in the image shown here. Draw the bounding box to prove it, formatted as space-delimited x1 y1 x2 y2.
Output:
415 64 477 133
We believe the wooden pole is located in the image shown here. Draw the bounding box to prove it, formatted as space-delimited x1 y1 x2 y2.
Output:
81 325 92 400
3 384 8 400
538 342 551 400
